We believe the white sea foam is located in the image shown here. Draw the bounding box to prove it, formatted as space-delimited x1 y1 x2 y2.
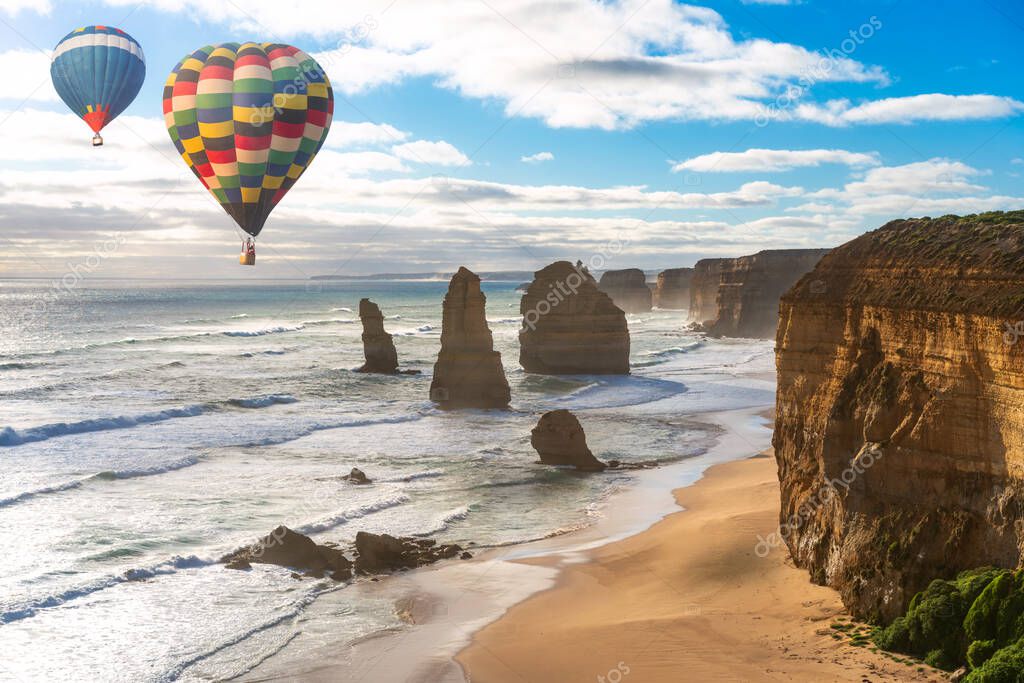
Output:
227 394 298 409
0 405 206 447
222 324 305 338
0 555 213 625
295 494 412 535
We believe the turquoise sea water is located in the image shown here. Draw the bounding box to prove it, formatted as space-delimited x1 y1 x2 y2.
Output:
0 278 773 681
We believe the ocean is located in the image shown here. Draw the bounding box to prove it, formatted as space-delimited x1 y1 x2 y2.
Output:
0 278 775 681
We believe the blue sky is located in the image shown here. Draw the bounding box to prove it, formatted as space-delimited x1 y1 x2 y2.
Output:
0 0 1021 278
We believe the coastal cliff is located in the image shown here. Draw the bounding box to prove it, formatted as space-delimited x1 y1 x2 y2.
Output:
597 268 652 313
519 261 630 375
689 258 726 324
653 267 693 310
706 249 830 339
430 267 511 409
773 212 1024 621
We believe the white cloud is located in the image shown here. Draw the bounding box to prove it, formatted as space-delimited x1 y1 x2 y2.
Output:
0 49 58 103
313 149 409 176
795 94 1024 126
673 148 879 173
833 159 987 198
98 0 899 130
392 140 471 167
521 151 554 164
0 0 51 15
325 121 408 148
787 158 1021 221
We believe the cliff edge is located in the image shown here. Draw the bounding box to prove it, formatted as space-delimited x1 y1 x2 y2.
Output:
773 212 1024 622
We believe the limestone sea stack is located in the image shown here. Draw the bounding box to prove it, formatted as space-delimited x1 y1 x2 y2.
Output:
705 248 830 339
653 267 694 309
597 268 652 313
689 258 726 324
773 212 1024 621
530 409 606 471
430 267 511 409
519 261 630 375
356 298 398 373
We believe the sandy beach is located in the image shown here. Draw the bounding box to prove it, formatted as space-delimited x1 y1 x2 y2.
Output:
457 453 946 683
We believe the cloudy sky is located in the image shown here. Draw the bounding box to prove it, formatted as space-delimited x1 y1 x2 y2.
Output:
1 0 1022 279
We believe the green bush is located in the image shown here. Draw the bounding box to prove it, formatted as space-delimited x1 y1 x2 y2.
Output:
873 568 1024 677
968 640 999 669
967 573 1015 643
964 638 1024 682
872 568 1004 670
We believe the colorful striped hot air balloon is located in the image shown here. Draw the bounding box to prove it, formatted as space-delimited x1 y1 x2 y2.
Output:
163 43 334 265
50 26 146 146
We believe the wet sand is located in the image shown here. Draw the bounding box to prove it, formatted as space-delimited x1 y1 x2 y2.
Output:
457 453 945 682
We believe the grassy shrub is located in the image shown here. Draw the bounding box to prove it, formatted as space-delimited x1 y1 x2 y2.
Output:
968 640 999 669
874 568 1024 677
964 639 1024 682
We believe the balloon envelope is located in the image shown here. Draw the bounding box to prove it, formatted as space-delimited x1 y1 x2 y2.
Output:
163 43 334 238
50 25 146 134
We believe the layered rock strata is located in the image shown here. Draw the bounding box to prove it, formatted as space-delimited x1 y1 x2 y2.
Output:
653 268 694 309
430 267 511 409
706 249 830 339
519 261 630 375
773 212 1024 622
598 268 653 313
689 258 726 324
530 409 606 471
356 298 399 373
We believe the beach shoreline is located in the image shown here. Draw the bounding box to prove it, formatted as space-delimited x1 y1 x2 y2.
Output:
455 453 948 683
244 405 777 682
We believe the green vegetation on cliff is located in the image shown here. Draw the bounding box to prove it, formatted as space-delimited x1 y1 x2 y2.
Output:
874 568 1024 679
784 210 1024 318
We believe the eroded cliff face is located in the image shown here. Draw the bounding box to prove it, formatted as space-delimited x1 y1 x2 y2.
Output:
597 268 652 313
689 258 725 324
653 268 693 310
773 213 1024 622
707 249 830 339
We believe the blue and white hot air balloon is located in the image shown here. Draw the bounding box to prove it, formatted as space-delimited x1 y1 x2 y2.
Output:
50 26 146 146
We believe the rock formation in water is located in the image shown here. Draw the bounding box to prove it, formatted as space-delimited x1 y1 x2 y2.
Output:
689 258 727 324
356 298 399 373
653 268 694 309
342 467 371 484
706 249 830 339
773 212 1024 622
530 409 607 471
519 261 630 375
353 531 467 574
222 525 353 580
430 267 511 409
597 268 652 313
